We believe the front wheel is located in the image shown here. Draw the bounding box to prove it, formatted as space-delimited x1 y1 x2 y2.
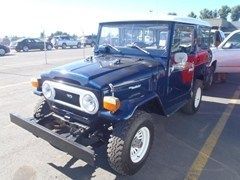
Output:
46 44 52 50
34 98 51 120
0 48 6 56
62 43 67 49
22 46 29 52
77 43 81 48
181 79 203 114
107 111 154 175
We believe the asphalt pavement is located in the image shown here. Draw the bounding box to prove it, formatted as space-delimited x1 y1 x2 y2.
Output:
0 48 240 180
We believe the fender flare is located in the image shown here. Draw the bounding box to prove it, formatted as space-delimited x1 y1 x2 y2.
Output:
99 92 166 122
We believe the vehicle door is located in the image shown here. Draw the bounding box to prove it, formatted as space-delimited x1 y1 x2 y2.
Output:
25 39 33 49
216 31 240 73
34 38 44 49
28 39 39 49
63 36 70 46
69 37 76 46
167 23 195 108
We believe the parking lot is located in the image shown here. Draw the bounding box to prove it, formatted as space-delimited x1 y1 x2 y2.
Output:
0 49 240 180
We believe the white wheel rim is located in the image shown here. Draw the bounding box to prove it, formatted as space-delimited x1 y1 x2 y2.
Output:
0 49 5 55
130 127 150 163
194 87 201 108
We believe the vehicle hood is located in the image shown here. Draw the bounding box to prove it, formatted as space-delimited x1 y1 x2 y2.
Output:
41 55 165 90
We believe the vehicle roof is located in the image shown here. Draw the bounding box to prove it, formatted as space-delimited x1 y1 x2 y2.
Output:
100 16 211 27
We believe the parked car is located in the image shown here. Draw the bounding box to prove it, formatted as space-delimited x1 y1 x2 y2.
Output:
81 35 97 47
212 30 240 73
0 44 10 56
204 28 226 89
10 38 53 52
10 16 212 175
51 36 81 49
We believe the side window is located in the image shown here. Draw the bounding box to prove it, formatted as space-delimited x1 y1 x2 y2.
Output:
171 24 195 54
197 26 210 50
223 32 240 49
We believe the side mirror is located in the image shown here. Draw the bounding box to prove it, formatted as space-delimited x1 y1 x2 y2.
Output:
174 52 188 64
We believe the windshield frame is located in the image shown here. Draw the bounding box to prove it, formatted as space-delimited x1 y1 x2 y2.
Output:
96 21 172 58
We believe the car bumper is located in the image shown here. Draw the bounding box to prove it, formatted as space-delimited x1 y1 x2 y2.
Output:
10 113 95 166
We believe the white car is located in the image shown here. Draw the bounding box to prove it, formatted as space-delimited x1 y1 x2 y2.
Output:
51 36 81 49
212 30 240 73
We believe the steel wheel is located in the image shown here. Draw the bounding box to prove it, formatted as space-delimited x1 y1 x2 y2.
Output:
194 87 201 108
130 126 150 163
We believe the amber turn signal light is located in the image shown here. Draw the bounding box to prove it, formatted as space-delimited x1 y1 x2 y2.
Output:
103 96 120 113
31 78 39 88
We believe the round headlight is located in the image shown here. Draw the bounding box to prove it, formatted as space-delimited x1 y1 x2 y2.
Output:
42 82 55 99
82 94 97 113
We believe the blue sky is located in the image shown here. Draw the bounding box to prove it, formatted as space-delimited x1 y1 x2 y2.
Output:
1 0 239 37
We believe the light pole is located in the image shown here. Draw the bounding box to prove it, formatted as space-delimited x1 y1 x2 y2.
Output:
43 30 47 64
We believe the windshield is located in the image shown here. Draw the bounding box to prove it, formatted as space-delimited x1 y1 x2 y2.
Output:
98 22 170 57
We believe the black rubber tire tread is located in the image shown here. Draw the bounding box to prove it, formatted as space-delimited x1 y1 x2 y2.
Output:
107 111 154 175
181 79 203 114
33 98 51 120
204 66 214 90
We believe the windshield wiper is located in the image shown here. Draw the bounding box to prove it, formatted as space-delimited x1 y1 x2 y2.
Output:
104 44 121 53
128 44 154 58
95 43 123 55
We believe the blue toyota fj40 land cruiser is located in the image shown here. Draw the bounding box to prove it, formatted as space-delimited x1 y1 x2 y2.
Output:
10 16 212 175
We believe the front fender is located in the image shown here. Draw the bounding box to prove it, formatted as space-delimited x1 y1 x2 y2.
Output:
98 92 164 122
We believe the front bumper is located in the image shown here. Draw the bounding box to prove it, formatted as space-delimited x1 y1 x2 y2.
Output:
10 113 95 166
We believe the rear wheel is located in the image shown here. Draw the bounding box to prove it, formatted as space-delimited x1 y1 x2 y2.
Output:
0 48 6 56
107 111 154 175
181 79 203 114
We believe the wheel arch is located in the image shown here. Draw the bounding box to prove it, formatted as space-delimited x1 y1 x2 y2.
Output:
211 60 217 71
99 92 166 123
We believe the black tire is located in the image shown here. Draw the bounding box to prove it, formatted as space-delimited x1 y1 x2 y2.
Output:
77 43 81 48
181 79 203 114
47 44 52 50
33 98 51 120
62 43 67 49
22 46 29 52
204 66 214 90
0 48 6 56
107 111 154 175
15 49 21 52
